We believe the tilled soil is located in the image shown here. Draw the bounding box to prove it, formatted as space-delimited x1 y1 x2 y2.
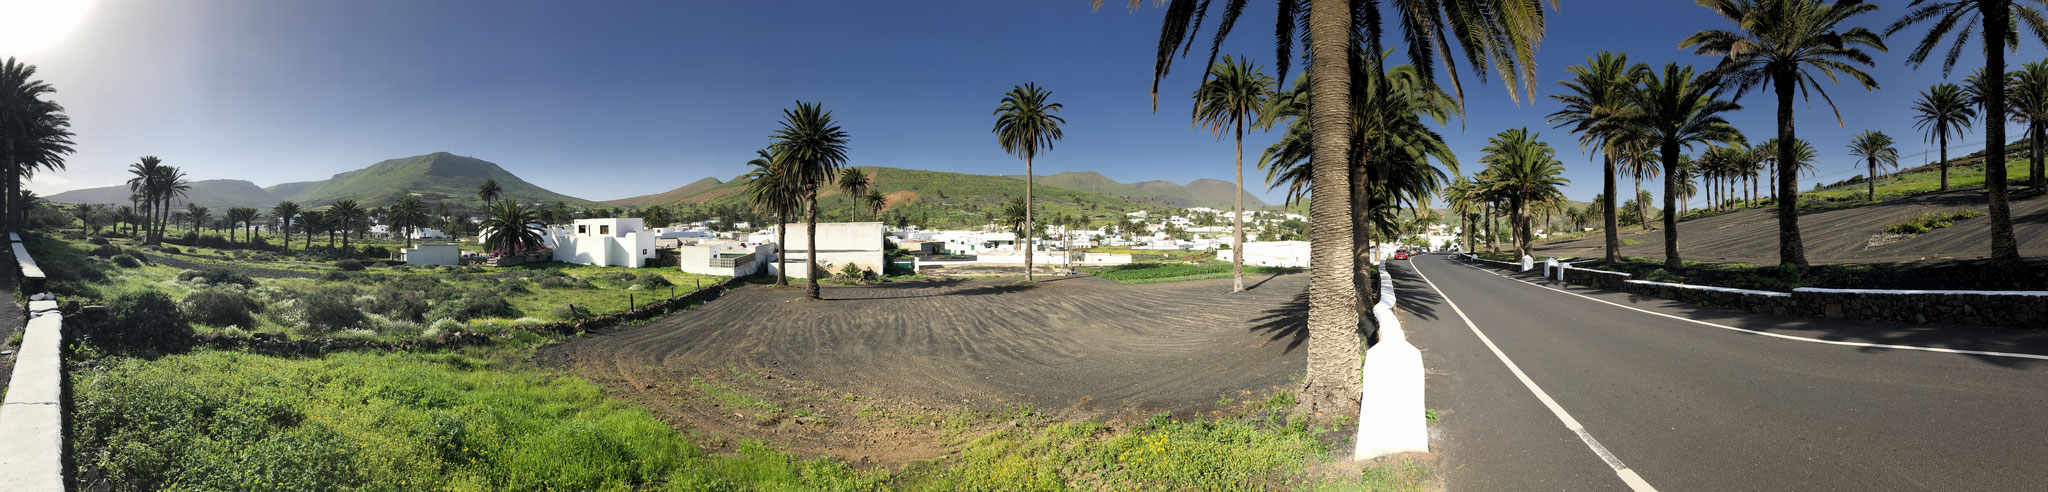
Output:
541 273 1309 465
1535 189 2048 264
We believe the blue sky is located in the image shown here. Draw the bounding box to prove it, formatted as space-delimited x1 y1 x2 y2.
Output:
15 0 2044 209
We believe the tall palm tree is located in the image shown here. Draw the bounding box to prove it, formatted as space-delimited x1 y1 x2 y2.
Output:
186 204 209 237
156 166 191 242
2 58 76 233
1549 52 1649 262
1911 83 1978 192
328 200 364 250
2008 60 2048 189
477 178 503 207
126 157 164 242
301 210 323 251
743 148 799 286
1193 55 1274 292
863 189 886 220
1846 130 1901 200
1888 0 2048 264
1479 128 1570 257
1612 135 1662 230
993 83 1064 283
837 167 870 222
771 101 851 300
271 201 301 250
1622 63 1746 269
388 195 429 249
1111 0 1549 417
1686 0 1887 269
480 199 544 256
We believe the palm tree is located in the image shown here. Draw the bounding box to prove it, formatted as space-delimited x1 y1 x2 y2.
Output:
863 189 886 220
480 199 544 256
743 148 799 286
2008 61 2048 189
1480 128 1570 257
837 167 870 223
770 101 851 300
126 157 164 242
1622 63 1746 269
1889 0 2048 264
388 195 429 249
1549 52 1649 262
156 166 190 242
327 200 364 250
1193 55 1274 292
1612 135 1661 230
1686 0 1887 269
1846 131 1900 200
993 83 1064 283
301 210 324 251
2 58 76 233
477 178 503 207
1911 83 1978 192
271 202 301 250
186 204 209 237
1113 0 1549 417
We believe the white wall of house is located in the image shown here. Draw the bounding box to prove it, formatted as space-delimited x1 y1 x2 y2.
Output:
553 218 658 268
400 243 461 266
679 241 773 277
773 222 885 278
1216 240 1311 267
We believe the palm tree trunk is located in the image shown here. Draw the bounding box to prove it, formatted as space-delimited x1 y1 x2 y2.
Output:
1868 158 1878 201
1773 72 1808 268
1634 177 1648 231
1297 0 1362 418
1984 3 2019 264
1231 123 1245 293
1603 154 1619 262
1663 139 1683 270
1350 150 1375 306
806 194 822 299
776 211 789 286
1024 155 1035 282
1939 134 1950 191
2032 122 2044 189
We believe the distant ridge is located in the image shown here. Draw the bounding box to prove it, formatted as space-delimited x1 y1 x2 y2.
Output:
47 152 598 209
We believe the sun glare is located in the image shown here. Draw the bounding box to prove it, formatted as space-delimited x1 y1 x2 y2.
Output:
0 0 93 55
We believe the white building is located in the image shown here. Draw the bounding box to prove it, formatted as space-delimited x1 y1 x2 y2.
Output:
678 240 775 277
773 222 886 279
412 228 450 240
1215 240 1311 268
553 218 659 268
400 243 461 266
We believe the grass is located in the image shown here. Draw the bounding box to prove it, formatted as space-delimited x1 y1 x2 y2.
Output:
1083 261 1304 284
1802 151 2034 203
1883 209 1985 235
75 350 1395 491
71 349 882 491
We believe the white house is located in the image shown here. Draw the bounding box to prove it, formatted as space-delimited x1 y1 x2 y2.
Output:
553 218 659 268
936 231 1016 255
400 243 461 266
773 222 885 279
1215 240 1311 268
678 240 774 277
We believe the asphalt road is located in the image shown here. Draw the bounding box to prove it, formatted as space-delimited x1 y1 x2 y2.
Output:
1392 253 2048 491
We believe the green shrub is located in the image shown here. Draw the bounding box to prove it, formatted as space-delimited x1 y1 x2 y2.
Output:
89 244 121 258
1885 209 1986 234
333 259 365 271
109 254 142 268
181 289 261 328
425 290 517 322
361 246 391 259
277 287 368 335
88 236 110 245
160 245 181 254
359 285 433 321
553 303 594 321
629 272 673 290
177 268 257 288
105 291 191 347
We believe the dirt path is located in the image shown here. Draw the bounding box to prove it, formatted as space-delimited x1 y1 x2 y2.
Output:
541 273 1309 465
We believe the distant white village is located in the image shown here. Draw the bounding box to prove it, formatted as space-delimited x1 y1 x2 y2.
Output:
386 205 1484 275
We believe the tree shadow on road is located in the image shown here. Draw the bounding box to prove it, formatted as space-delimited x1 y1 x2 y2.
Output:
1248 290 1308 353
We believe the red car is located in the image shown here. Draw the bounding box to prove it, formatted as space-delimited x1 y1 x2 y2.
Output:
1394 249 1410 260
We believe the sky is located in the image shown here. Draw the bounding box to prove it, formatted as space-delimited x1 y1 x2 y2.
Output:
9 0 2044 210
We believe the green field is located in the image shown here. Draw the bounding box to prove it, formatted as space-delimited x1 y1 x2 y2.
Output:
1083 262 1304 284
1803 150 2037 203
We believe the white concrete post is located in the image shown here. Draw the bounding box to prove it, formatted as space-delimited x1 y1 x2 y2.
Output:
1544 258 1559 280
1356 262 1429 460
1520 255 1534 272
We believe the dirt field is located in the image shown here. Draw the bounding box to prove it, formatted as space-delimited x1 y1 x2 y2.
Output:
541 273 1309 465
1534 189 2048 264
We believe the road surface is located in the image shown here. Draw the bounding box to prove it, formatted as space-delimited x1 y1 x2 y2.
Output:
1391 253 2048 491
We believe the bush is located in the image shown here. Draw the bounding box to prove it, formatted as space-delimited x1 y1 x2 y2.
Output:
361 246 391 259
109 254 143 268
182 289 261 328
1884 209 1987 235
553 303 594 321
88 236 110 245
177 268 258 288
628 272 672 290
277 287 369 335
425 290 517 322
105 291 191 347
161 245 181 254
90 244 122 258
358 284 432 321
333 260 365 271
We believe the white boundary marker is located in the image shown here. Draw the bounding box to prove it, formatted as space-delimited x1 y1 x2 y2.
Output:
1451 259 2048 361
1354 261 1428 460
1408 257 1657 491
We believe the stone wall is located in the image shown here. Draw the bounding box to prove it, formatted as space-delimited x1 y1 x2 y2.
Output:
1623 280 1798 316
1561 266 1631 291
1793 288 2048 329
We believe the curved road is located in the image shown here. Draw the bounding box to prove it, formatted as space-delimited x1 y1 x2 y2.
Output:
1392 253 2048 491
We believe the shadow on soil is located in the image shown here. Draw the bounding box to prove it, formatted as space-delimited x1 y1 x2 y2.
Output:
1248 291 1308 353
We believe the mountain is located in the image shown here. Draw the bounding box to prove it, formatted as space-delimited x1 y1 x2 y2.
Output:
47 179 284 209
1012 171 1270 209
603 177 727 208
48 152 598 209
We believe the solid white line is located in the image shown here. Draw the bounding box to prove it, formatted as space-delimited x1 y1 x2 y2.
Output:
1406 258 1658 492
1450 260 2048 361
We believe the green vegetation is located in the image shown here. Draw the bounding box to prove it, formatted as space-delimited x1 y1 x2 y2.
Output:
1884 209 1985 235
1589 256 2048 292
613 165 1181 230
1085 262 1304 284
1802 152 2033 202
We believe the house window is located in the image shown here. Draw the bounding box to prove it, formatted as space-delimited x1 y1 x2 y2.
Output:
577 225 588 234
642 249 648 255
600 225 610 235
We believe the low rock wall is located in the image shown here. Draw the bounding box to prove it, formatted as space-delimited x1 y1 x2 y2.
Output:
1793 288 2048 329
1623 280 1798 316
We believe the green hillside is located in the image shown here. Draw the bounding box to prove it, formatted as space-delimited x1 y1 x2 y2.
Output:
616 166 1179 228
47 179 283 209
1011 171 1270 209
279 152 596 208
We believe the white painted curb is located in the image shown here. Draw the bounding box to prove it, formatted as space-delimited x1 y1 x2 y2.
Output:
0 313 65 491
1355 261 1428 460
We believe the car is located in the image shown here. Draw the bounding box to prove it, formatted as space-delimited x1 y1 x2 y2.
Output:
1394 249 1410 260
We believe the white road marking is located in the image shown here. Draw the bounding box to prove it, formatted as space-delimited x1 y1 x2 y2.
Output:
1406 258 1658 492
1446 258 2048 362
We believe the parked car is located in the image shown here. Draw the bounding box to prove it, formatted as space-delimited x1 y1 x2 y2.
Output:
1394 249 1410 260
